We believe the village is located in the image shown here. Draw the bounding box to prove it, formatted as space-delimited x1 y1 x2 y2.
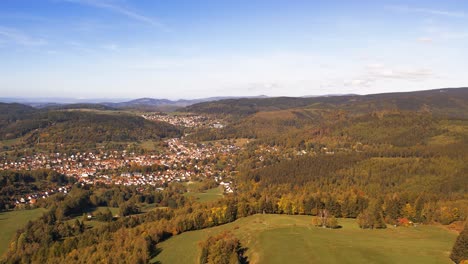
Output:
1 137 239 202
0 113 242 207
13 185 72 208
141 113 225 128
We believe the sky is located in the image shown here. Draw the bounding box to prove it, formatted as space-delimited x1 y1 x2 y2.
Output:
0 0 467 100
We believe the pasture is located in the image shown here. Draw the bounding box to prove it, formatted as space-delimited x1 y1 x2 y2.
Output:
0 208 46 257
152 214 457 264
184 186 224 203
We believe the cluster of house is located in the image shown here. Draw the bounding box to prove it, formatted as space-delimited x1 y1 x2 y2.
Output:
1 138 239 192
218 180 234 193
1 151 136 173
142 113 224 128
15 186 71 205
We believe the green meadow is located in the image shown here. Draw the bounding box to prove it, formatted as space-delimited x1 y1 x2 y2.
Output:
152 214 457 264
184 186 224 203
0 208 46 257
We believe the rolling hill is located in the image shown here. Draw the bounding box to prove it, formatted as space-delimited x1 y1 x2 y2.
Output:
0 104 181 149
153 214 457 264
184 88 468 118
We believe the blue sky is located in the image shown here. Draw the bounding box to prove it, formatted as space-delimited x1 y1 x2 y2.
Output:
0 0 467 99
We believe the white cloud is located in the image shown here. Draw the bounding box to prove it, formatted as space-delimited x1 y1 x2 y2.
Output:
390 69 430 79
343 64 436 90
0 26 47 46
368 66 433 81
63 0 170 31
348 79 371 87
387 5 466 18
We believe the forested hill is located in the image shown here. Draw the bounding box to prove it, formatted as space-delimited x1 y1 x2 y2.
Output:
184 88 468 118
0 103 35 118
42 103 116 111
0 104 181 147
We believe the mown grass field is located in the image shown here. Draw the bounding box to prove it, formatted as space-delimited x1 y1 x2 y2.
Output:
184 186 224 203
152 214 457 264
0 208 47 257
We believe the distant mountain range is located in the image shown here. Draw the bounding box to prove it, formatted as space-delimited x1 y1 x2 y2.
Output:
2 88 467 112
0 95 269 109
102 96 268 108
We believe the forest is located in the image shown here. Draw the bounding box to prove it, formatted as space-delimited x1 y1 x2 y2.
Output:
0 105 181 154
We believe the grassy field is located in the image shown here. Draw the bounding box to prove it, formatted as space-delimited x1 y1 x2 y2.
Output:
140 204 168 213
65 206 120 229
184 186 224 203
0 208 47 257
139 140 160 151
0 138 22 148
152 214 457 264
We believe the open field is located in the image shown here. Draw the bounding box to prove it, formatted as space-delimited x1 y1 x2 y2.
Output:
0 208 47 257
152 214 457 264
65 206 120 229
184 186 224 203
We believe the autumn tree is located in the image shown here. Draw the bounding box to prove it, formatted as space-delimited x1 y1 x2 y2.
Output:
199 232 244 264
357 201 386 229
95 208 114 222
450 223 468 264
119 201 140 217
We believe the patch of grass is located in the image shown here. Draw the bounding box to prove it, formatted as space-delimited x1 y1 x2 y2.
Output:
152 214 457 264
233 138 251 147
0 208 47 257
140 204 168 213
184 181 204 192
139 140 163 151
428 134 458 146
184 186 223 203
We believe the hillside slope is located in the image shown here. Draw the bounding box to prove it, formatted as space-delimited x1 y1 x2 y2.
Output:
153 214 456 264
0 105 181 148
185 88 468 118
